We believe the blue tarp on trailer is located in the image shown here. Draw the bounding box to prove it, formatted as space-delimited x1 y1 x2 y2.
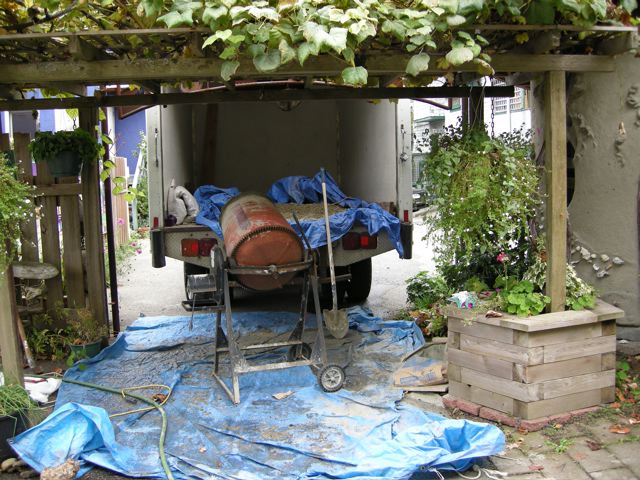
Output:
11 308 504 479
194 170 405 257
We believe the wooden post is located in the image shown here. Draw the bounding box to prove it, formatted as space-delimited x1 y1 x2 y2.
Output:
544 71 568 312
0 267 24 386
79 108 109 331
468 88 485 130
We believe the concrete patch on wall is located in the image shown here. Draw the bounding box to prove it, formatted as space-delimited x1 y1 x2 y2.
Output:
565 53 640 340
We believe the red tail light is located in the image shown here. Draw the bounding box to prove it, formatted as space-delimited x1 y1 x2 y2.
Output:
153 217 159 228
342 232 360 250
403 209 409 222
360 234 377 249
181 239 199 257
199 238 217 257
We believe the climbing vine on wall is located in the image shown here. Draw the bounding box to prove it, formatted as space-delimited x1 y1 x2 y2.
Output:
1 1 638 85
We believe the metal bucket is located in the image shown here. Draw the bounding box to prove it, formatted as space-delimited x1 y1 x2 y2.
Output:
220 193 303 291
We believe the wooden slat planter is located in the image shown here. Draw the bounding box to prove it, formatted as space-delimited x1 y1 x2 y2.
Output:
446 300 623 421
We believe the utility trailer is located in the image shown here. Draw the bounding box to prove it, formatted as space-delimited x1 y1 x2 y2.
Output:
146 96 414 302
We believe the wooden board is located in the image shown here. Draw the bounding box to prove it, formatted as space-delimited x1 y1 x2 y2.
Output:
0 267 23 386
514 323 602 347
13 133 39 263
544 71 568 312
459 367 542 402
515 355 603 383
448 317 514 344
460 334 544 365
543 335 616 363
449 348 514 380
59 176 85 308
514 388 603 419
35 161 64 322
79 108 109 332
112 156 130 247
449 381 515 415
542 370 615 399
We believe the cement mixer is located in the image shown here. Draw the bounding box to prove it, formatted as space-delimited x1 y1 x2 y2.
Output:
185 194 347 404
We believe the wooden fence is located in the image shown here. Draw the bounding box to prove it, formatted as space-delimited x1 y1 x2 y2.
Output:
112 156 130 248
1 131 107 326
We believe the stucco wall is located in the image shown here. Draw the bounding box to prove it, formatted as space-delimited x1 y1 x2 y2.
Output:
565 54 640 340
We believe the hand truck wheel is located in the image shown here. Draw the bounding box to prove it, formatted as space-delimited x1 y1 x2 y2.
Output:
287 342 312 361
317 364 345 393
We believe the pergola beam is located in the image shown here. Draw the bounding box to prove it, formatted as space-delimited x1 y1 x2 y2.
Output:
0 86 516 111
0 54 615 88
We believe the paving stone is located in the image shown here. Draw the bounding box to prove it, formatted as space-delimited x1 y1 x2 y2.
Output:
584 419 639 445
606 441 640 478
590 467 638 480
525 452 590 480
515 431 549 453
566 437 624 473
490 449 532 474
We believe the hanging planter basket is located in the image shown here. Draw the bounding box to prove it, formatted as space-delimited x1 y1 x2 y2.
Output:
29 129 100 179
46 150 83 177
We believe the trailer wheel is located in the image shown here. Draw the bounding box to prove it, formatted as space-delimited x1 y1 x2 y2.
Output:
346 258 372 303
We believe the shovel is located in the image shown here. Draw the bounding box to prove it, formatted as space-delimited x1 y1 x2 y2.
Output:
320 169 349 339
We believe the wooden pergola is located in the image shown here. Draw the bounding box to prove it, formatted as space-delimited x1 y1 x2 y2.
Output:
0 24 637 384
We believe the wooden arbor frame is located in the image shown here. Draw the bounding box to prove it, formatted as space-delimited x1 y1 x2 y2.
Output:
0 26 637 384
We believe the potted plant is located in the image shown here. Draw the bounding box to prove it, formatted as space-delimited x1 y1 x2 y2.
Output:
29 128 100 177
0 384 35 460
61 308 108 362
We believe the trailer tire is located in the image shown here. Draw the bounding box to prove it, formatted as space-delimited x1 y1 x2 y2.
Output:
346 258 372 303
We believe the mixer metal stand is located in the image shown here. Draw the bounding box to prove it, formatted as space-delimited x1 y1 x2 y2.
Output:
186 246 346 405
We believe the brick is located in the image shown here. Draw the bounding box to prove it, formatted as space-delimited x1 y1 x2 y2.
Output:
548 412 572 425
566 437 624 473
519 416 552 432
570 406 600 418
478 406 517 427
442 394 481 416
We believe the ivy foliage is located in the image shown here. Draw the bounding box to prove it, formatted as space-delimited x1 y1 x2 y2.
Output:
423 124 540 266
0 155 35 272
1 1 638 85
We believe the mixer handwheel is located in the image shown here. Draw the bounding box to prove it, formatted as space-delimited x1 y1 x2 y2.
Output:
317 364 345 392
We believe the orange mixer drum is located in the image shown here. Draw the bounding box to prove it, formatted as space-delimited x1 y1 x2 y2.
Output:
220 193 303 291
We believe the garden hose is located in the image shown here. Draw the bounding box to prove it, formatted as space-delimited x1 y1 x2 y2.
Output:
30 374 174 480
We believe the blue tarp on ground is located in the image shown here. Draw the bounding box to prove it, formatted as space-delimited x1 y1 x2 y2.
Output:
10 308 504 479
194 171 405 257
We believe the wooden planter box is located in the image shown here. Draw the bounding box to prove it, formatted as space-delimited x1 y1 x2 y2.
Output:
446 300 623 421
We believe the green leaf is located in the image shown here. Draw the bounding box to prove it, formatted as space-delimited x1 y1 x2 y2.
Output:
219 46 237 59
446 15 467 26
247 43 266 57
203 5 227 23
458 0 484 15
100 170 110 182
406 53 431 77
278 40 296 64
621 0 638 12
445 46 474 65
101 134 113 145
248 6 279 22
473 58 494 75
158 10 192 28
141 0 163 17
220 60 240 81
381 19 407 40
253 49 281 72
525 0 555 24
297 41 318 66
341 66 368 86
438 0 459 14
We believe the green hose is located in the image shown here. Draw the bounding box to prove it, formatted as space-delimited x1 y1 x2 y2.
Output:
31 375 174 480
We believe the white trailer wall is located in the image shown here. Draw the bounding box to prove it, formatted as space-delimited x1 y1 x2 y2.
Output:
212 101 339 192
337 100 397 204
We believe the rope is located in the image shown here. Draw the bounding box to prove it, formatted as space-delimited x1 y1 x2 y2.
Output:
457 465 482 479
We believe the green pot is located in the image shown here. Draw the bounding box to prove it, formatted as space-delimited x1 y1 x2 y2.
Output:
69 340 102 359
46 150 83 177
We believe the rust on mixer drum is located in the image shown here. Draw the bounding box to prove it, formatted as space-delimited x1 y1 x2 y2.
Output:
220 193 303 290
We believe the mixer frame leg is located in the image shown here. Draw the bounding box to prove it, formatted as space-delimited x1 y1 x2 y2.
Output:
310 272 328 366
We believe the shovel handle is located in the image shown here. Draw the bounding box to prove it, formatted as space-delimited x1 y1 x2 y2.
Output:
320 169 338 311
